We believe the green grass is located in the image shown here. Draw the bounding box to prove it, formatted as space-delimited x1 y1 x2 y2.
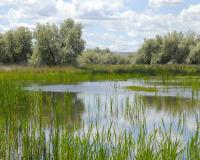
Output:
0 65 199 159
126 86 157 92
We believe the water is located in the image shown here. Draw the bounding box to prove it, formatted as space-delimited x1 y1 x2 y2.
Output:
1 79 200 159
25 80 200 141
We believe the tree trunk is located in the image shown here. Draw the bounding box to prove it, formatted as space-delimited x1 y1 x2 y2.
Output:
48 45 56 65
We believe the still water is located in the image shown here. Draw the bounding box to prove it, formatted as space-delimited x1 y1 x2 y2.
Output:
25 80 200 141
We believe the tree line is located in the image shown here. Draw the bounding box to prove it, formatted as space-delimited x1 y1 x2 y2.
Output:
135 31 200 64
0 19 85 66
77 47 130 66
1 20 200 66
76 31 200 66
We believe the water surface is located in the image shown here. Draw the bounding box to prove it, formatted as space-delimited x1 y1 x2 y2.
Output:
25 80 200 141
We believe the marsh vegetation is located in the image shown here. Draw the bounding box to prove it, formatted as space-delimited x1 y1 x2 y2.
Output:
0 66 199 159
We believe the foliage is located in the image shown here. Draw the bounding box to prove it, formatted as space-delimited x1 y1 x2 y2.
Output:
186 41 200 64
14 27 32 63
0 33 6 63
30 19 85 66
1 23 200 65
59 19 85 64
136 31 200 64
0 27 32 64
136 36 162 64
29 23 60 66
0 19 84 66
77 47 129 66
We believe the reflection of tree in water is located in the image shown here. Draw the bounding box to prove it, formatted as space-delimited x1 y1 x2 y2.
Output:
41 92 85 131
0 92 85 159
0 92 85 132
139 95 200 116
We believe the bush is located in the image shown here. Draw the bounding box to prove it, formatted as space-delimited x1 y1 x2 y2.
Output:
135 31 200 64
186 42 200 64
77 48 130 66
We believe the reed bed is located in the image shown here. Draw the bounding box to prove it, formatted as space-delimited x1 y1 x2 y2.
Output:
0 66 200 159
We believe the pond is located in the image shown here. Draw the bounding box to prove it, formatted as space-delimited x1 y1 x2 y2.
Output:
1 78 200 159
25 80 200 142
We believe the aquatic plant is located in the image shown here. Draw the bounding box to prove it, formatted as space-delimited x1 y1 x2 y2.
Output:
0 67 200 159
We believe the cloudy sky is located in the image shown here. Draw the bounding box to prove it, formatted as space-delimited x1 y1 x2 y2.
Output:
0 0 200 52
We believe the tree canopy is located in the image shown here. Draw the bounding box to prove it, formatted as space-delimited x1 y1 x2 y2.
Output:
0 19 85 66
30 19 85 66
0 27 32 64
1 21 200 66
135 31 200 64
77 47 130 66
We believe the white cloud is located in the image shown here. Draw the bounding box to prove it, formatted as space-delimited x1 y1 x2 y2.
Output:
83 3 200 51
0 0 38 6
180 4 200 19
84 32 137 51
149 0 182 7
0 1 200 51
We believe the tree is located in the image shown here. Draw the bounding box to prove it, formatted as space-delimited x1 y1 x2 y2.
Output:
135 31 200 64
30 19 85 66
4 30 16 63
0 33 6 63
178 32 199 64
160 32 181 64
14 27 32 63
136 36 162 64
0 27 32 64
186 42 200 64
77 48 129 66
77 49 99 66
59 19 85 64
30 23 60 66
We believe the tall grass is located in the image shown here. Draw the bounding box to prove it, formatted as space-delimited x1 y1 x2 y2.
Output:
0 66 200 159
1 65 200 84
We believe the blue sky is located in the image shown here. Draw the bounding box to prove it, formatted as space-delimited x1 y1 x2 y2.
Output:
0 0 200 52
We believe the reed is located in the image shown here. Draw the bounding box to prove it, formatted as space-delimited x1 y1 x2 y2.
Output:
0 66 199 159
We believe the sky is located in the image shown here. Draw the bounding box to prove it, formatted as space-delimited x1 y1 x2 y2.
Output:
0 0 200 52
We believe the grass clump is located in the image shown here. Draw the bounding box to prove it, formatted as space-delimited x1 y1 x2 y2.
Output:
126 86 157 92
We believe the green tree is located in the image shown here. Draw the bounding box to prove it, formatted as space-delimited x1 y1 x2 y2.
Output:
0 27 32 64
77 49 99 66
135 31 199 64
30 23 60 66
160 32 182 64
77 48 129 66
14 27 32 63
0 33 6 63
59 19 85 64
30 19 85 66
136 36 162 64
4 30 16 63
186 42 200 64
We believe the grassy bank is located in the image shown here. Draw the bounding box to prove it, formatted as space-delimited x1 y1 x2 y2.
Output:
81 64 200 76
1 64 200 83
1 65 200 90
